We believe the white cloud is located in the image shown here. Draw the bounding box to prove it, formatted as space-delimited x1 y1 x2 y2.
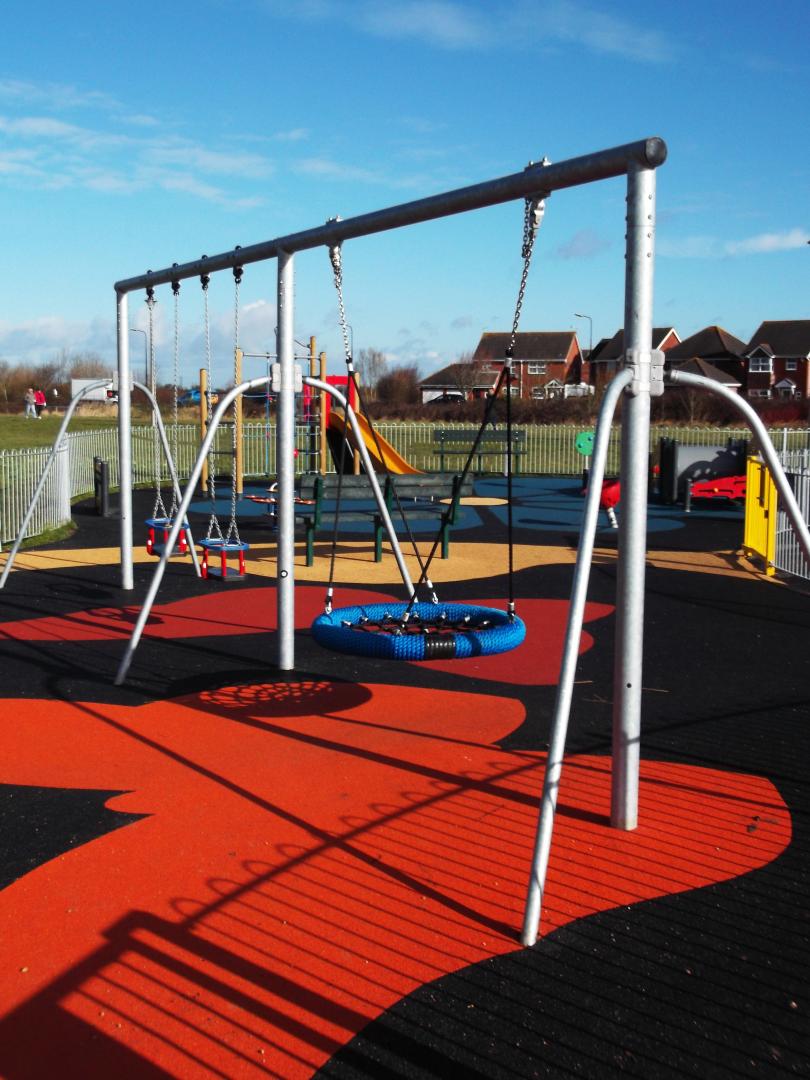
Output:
259 0 672 61
273 128 309 142
725 228 809 255
293 157 382 183
360 2 489 49
0 78 120 112
659 228 809 259
0 315 114 365
145 144 274 179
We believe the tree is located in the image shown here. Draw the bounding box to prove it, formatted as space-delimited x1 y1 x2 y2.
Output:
450 350 492 400
376 364 420 406
354 347 387 398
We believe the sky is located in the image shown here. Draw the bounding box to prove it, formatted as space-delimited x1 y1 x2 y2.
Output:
0 0 808 389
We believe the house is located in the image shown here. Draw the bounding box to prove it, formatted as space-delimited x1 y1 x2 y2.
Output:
666 356 742 393
474 331 588 400
743 321 810 400
589 327 680 389
664 326 746 389
420 362 491 404
421 331 589 403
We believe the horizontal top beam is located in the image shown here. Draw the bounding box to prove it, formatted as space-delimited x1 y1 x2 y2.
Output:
115 136 666 295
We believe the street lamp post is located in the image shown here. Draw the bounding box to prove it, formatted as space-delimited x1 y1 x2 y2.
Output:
129 327 148 385
574 312 593 364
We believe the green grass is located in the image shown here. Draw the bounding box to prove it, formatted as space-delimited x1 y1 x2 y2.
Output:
17 521 77 549
0 413 118 451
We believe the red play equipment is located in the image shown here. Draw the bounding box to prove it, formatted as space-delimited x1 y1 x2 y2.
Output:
600 478 621 528
685 474 746 511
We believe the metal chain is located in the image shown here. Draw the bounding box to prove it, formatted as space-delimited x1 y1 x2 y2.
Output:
201 266 223 542
329 243 353 367
225 265 244 546
168 278 181 519
507 194 546 357
146 288 167 520
327 238 433 609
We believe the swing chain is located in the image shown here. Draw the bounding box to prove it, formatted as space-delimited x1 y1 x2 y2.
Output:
507 191 546 360
169 272 181 519
225 260 243 546
145 285 167 520
328 240 353 369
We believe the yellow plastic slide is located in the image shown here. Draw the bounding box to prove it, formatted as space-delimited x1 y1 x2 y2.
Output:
327 410 422 474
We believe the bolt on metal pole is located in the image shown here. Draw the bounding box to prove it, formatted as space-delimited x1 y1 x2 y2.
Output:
116 290 134 590
611 162 657 831
276 250 296 670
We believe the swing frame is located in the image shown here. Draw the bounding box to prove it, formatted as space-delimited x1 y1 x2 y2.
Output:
114 137 680 945
111 135 810 945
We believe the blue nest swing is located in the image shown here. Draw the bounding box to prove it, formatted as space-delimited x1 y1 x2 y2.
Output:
311 601 525 661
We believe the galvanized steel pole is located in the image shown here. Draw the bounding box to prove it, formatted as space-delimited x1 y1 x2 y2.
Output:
276 251 296 670
521 368 634 945
611 163 658 831
116 291 134 590
114 140 666 294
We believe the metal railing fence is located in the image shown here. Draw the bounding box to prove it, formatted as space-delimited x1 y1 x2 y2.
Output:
0 443 71 546
2 421 810 546
775 468 810 582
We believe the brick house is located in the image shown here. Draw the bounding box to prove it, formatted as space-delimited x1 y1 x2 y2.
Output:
663 326 746 388
743 321 810 400
420 331 588 403
473 331 587 400
589 327 680 389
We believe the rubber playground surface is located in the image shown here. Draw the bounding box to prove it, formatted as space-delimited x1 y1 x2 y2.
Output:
0 477 807 1078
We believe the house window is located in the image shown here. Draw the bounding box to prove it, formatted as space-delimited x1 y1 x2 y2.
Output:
749 356 773 374
527 362 547 375
786 359 798 371
747 388 771 399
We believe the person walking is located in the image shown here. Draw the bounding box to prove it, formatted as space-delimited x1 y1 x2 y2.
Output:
23 388 36 419
34 389 46 418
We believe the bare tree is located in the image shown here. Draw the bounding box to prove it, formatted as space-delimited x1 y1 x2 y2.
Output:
450 350 491 400
355 347 387 398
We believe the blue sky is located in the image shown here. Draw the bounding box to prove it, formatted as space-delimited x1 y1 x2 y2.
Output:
1 0 808 388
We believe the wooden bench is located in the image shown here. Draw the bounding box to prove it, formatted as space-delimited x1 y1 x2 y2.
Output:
294 472 473 565
434 427 525 474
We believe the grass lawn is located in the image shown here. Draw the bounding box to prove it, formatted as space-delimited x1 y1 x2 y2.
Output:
0 411 132 451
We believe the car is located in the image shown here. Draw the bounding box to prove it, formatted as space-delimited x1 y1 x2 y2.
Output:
178 389 220 407
423 393 465 407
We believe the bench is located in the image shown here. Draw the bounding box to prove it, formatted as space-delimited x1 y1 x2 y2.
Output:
293 472 473 565
434 427 525 474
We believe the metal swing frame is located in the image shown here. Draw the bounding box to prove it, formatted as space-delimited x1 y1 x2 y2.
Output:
119 136 810 945
0 379 200 589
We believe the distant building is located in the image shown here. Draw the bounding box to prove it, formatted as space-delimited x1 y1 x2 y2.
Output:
664 326 746 391
743 321 810 400
420 331 589 403
589 327 680 389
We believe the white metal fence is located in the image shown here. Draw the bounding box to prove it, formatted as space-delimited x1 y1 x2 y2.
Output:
0 443 72 546
775 469 810 582
2 422 810 547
